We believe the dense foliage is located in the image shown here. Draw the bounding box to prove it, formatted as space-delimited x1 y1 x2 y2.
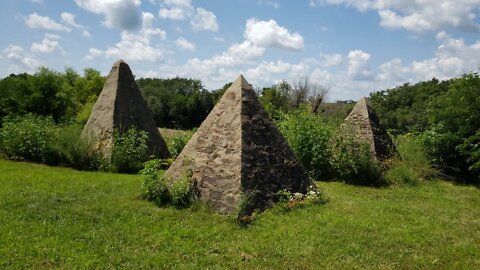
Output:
277 108 385 186
0 67 104 126
1 65 478 183
137 77 225 129
370 78 450 135
371 73 480 182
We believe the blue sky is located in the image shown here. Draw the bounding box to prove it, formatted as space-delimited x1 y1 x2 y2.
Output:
1 0 480 100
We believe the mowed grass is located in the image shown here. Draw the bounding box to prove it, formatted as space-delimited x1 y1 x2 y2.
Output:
1 159 479 269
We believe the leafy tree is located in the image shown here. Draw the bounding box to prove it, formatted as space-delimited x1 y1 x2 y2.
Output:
426 73 480 180
137 77 216 129
370 78 450 134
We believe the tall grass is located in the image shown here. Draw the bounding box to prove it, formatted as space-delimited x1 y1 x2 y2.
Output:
385 133 439 185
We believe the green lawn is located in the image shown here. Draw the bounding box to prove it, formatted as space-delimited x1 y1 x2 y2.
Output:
1 159 479 269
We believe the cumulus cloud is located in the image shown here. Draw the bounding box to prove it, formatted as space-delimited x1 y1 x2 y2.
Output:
159 7 187 20
149 18 305 88
310 0 480 32
74 0 142 30
321 53 343 67
25 13 71 32
86 12 166 62
245 60 311 85
31 37 65 54
191 8 219 32
2 45 41 73
244 19 304 50
158 0 218 32
347 50 373 80
377 35 480 84
176 37 195 51
61 12 91 38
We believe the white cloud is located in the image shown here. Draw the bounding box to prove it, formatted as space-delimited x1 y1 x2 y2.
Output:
213 36 225 42
159 7 187 20
321 53 343 67
61 12 91 38
377 35 480 84
86 12 166 62
25 13 71 32
74 0 142 30
176 37 195 51
257 0 280 8
31 38 65 54
244 18 304 50
347 49 373 80
158 0 218 32
149 18 305 88
163 0 192 7
2 45 41 73
377 58 411 82
31 0 44 4
190 8 219 32
379 9 432 32
311 0 480 32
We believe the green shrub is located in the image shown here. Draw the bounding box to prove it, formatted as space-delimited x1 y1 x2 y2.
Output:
141 159 197 208
385 163 419 185
54 124 106 171
329 126 384 186
0 115 59 164
168 133 190 158
278 109 335 179
169 171 197 208
111 128 149 173
397 133 438 180
141 159 170 204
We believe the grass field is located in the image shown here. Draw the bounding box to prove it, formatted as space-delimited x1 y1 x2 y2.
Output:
1 159 479 269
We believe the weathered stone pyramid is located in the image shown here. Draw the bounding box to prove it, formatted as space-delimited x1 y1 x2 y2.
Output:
165 75 311 214
82 59 169 159
345 97 396 160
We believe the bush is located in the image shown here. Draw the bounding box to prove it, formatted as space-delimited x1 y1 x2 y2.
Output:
141 159 197 208
141 159 170 204
167 132 191 158
278 108 335 179
397 133 438 180
0 115 59 164
385 164 419 185
111 128 149 173
329 126 384 186
169 171 197 208
54 124 106 171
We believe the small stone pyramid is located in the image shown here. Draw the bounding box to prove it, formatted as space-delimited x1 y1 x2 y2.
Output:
165 75 312 214
345 97 396 160
82 59 169 159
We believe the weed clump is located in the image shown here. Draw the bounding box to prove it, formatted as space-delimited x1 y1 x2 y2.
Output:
141 159 197 208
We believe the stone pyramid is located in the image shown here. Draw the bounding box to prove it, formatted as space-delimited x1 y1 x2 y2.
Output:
82 59 169 159
345 97 396 160
165 75 311 214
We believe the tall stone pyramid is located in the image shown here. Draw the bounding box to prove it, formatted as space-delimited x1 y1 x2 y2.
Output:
345 97 396 160
165 75 311 214
82 59 169 159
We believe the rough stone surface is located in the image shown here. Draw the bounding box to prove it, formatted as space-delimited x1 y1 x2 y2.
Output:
82 59 169 159
165 75 311 214
345 97 396 160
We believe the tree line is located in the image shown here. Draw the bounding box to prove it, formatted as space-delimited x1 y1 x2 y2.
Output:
0 66 478 183
370 74 480 182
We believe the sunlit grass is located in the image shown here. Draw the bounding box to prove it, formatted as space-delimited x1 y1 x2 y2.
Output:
1 159 479 269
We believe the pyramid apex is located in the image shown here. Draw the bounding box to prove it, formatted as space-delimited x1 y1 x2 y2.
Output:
114 59 126 65
232 74 252 90
359 96 370 105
